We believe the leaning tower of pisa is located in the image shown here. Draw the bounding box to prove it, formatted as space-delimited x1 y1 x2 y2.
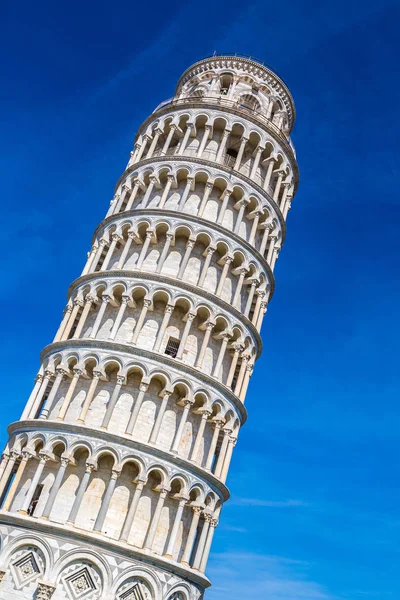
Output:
0 55 298 600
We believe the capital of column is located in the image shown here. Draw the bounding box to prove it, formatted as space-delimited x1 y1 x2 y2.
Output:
36 581 56 600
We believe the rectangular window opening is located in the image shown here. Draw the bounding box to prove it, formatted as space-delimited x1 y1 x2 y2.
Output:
165 336 180 358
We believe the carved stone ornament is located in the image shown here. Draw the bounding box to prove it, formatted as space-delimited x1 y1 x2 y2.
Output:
36 581 56 600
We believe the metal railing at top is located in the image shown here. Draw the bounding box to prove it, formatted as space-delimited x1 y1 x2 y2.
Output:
152 96 295 159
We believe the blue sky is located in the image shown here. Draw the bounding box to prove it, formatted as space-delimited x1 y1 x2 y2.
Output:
1 1 399 598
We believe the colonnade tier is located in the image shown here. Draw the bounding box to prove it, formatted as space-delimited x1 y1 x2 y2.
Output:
0 425 224 578
128 106 297 202
89 208 276 292
112 152 290 246
0 55 298 600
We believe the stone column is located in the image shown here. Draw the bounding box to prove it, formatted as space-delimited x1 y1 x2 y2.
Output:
115 184 131 213
143 488 168 550
244 279 258 318
131 299 151 345
216 256 233 297
57 368 83 421
28 371 52 419
21 375 43 420
61 299 83 340
234 355 250 396
136 230 153 270
234 136 248 171
66 463 95 525
77 371 102 424
171 399 194 453
109 296 130 340
240 362 254 401
256 300 268 331
216 128 231 162
259 224 272 256
2 451 31 511
149 391 172 444
214 430 231 479
181 506 202 566
176 312 196 359
200 518 218 572
283 198 292 220
197 125 211 158
198 246 216 288
226 344 242 388
20 455 50 514
72 295 94 339
90 239 108 273
178 177 194 211
0 452 18 498
213 334 231 379
125 382 149 434
119 479 146 542
248 211 262 246
250 146 264 179
53 305 72 342
263 157 275 192
153 304 174 352
39 368 65 419
192 513 212 570
156 233 174 274
141 176 157 208
273 169 284 201
190 410 211 464
266 236 277 264
217 188 232 224
177 238 195 279
232 268 248 308
117 231 135 269
125 180 141 211
177 123 193 155
0 453 9 483
158 176 174 209
195 321 215 369
101 375 125 429
161 125 176 155
101 233 121 271
271 247 279 272
205 420 224 471
164 497 187 558
81 245 97 275
220 437 237 482
93 468 120 532
89 295 111 339
198 182 213 217
279 181 291 211
233 199 248 234
146 128 162 158
135 135 150 162
41 457 69 519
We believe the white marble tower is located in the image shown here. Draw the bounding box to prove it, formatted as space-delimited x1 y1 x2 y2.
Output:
0 55 298 600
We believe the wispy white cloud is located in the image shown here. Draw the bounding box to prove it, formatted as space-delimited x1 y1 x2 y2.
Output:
231 497 309 508
207 552 337 600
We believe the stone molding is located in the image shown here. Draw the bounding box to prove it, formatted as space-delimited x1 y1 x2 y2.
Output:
40 339 247 424
0 513 211 590
68 269 263 357
93 207 276 294
114 154 289 237
8 420 230 500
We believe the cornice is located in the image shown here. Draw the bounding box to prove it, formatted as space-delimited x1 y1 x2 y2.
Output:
135 101 298 189
0 512 210 590
8 420 230 502
68 269 263 358
93 207 277 291
175 55 296 130
40 339 248 424
114 154 288 240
